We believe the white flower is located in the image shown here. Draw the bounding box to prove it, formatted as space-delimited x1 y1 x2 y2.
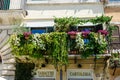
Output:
32 33 46 50
76 32 84 49
9 34 20 46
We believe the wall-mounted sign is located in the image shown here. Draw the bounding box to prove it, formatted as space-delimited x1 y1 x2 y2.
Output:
67 69 94 80
33 69 56 80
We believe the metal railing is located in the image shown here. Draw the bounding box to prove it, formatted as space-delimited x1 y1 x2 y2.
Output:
0 0 24 10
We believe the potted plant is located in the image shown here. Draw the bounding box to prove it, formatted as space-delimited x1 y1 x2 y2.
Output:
67 31 78 39
9 32 68 68
76 31 108 58
54 17 80 32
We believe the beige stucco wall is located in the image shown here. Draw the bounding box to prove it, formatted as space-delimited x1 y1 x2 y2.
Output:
25 3 104 20
34 57 110 80
105 7 120 23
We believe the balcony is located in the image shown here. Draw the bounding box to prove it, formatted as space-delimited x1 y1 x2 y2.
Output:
0 0 24 10
27 0 101 4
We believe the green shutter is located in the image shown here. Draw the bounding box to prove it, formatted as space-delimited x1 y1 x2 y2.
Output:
3 0 10 10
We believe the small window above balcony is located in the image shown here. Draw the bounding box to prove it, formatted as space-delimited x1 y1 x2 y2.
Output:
0 0 10 10
107 0 120 6
109 0 120 2
0 0 24 10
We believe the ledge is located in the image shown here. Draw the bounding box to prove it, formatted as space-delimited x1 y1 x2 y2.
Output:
26 1 102 5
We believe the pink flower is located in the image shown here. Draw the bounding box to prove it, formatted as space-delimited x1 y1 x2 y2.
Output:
98 30 108 36
82 31 90 38
67 31 77 35
23 32 31 40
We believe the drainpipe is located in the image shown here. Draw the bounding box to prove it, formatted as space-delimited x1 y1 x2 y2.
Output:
60 69 62 80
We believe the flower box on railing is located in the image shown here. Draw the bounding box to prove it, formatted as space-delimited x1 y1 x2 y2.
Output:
69 49 79 55
67 31 78 39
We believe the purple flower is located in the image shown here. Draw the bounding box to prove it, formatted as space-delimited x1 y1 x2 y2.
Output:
82 31 90 38
98 30 108 36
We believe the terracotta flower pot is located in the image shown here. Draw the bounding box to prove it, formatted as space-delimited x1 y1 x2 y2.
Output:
69 50 77 54
67 31 77 39
70 34 76 39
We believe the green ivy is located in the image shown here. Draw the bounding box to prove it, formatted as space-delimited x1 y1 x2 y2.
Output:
54 17 82 32
54 15 112 32
76 32 108 58
49 32 68 66
9 32 68 67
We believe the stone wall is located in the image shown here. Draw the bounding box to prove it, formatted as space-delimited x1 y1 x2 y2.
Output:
0 27 15 80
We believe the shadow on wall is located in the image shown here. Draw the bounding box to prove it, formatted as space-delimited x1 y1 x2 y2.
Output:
0 56 1 63
0 55 2 77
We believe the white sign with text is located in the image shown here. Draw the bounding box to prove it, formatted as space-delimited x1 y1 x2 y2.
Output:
34 69 56 79
67 69 94 80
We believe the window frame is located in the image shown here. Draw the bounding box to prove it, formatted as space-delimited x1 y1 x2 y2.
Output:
30 26 54 34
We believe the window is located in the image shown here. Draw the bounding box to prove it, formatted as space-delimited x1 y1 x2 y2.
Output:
78 24 103 32
0 0 10 10
31 27 54 34
109 0 120 1
109 0 120 3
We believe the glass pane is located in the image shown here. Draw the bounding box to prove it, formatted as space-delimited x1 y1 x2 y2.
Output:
47 27 54 33
31 29 46 34
0 0 10 10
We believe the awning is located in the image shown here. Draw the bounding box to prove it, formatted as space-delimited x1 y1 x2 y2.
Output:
25 21 99 27
25 21 54 27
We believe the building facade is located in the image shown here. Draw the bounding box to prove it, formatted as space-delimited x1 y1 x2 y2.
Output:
0 0 26 80
0 0 118 80
104 0 120 80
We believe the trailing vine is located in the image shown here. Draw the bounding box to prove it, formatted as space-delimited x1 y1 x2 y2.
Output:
50 32 68 66
9 32 68 67
54 17 82 32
